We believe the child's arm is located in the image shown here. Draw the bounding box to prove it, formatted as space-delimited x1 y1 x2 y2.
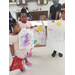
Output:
27 17 32 21
51 20 55 23
55 11 59 20
59 15 61 19
9 45 17 59
30 25 37 29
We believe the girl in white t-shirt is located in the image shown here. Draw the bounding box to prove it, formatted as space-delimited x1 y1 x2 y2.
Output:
9 19 31 72
18 8 37 58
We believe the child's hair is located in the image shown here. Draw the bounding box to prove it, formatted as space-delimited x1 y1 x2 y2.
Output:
61 3 65 8
21 8 27 15
11 18 17 28
9 12 11 16
9 20 11 24
18 13 21 17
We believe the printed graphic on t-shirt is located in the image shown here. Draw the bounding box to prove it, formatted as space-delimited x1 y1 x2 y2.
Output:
16 40 19 45
15 38 19 45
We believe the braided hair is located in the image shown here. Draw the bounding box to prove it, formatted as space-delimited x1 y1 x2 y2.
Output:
21 8 27 15
9 19 17 33
11 18 17 28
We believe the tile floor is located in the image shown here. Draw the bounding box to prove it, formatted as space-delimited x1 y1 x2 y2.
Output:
9 47 65 75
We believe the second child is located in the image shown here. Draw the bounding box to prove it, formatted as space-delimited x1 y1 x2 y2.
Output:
52 8 65 57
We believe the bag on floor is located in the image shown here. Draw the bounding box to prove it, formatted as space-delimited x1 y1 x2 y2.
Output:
10 58 23 71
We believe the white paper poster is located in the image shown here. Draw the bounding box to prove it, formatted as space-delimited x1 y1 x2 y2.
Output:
32 25 46 45
19 28 34 49
46 20 65 53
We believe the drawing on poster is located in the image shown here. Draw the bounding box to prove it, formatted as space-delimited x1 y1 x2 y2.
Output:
56 22 61 26
47 22 65 42
19 28 34 49
32 25 46 45
47 20 65 53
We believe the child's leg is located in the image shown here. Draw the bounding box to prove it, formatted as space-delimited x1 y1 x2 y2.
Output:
24 57 32 66
20 59 26 72
24 57 28 63
27 48 33 57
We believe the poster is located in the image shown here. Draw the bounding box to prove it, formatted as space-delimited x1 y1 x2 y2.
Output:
19 28 34 49
46 20 65 53
32 25 46 45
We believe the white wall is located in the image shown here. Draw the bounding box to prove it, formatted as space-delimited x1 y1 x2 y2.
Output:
9 0 65 20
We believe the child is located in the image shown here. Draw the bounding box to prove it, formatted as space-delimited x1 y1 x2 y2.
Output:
21 7 32 21
9 19 27 72
18 8 32 29
52 8 65 57
20 8 33 61
18 8 35 62
59 3 65 19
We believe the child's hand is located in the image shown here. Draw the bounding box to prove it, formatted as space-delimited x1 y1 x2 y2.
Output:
26 27 30 29
12 56 17 59
34 25 37 27
27 17 31 21
51 20 55 23
30 26 33 28
45 18 49 20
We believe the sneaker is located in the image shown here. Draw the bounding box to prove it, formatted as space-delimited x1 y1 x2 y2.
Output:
59 53 63 57
20 68 26 72
25 61 32 66
52 50 57 57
